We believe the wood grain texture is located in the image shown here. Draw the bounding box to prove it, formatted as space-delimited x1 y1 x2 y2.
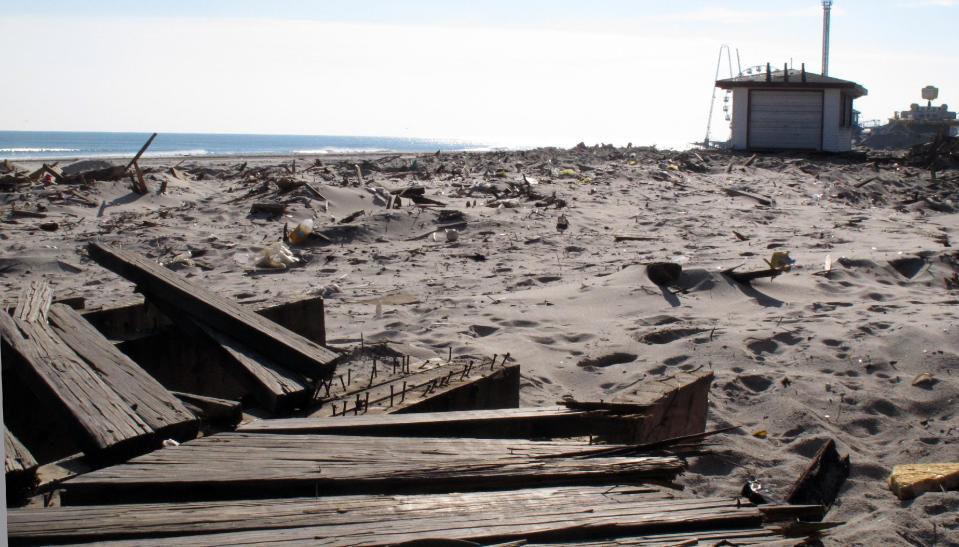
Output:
0 312 154 458
60 433 685 505
47 304 198 442
10 486 826 545
241 407 641 440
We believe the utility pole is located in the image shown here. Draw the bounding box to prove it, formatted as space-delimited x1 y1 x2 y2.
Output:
822 1 833 76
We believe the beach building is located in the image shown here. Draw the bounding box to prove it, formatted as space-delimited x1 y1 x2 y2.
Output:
716 64 867 152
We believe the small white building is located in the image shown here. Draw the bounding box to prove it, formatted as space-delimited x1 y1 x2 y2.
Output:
716 65 867 152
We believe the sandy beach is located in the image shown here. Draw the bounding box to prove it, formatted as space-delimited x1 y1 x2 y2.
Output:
2 145 958 545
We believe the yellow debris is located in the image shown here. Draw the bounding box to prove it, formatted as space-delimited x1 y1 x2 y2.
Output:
889 463 959 500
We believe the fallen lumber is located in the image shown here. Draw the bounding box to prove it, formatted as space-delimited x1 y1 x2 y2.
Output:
0 311 155 460
171 392 243 427
5 429 38 503
87 242 339 379
46 304 199 442
889 463 959 500
193 321 311 412
310 361 520 417
786 438 850 515
562 371 713 443
59 433 685 505
9 486 830 545
240 407 642 440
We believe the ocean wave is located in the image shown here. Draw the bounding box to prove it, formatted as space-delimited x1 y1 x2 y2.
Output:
293 148 390 155
142 149 210 157
0 147 80 153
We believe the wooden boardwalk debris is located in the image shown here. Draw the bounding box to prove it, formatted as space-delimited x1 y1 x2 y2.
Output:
4 429 38 502
786 438 850 514
562 371 713 443
240 406 643 440
310 361 520 417
10 486 829 545
59 433 685 505
47 304 199 442
87 242 338 378
171 392 243 428
0 309 155 460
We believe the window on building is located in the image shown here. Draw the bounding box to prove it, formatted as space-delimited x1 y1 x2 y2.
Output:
840 94 854 128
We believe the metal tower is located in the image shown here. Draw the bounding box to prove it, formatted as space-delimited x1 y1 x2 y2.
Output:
822 1 833 76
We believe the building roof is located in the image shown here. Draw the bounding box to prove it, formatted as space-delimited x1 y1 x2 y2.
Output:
716 68 867 98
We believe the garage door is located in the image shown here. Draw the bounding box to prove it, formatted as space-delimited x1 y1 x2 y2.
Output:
748 90 823 150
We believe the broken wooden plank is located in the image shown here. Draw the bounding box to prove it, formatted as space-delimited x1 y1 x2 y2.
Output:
171 392 242 428
5 429 38 502
9 486 829 546
14 279 52 323
562 372 713 443
59 433 686 505
724 187 773 206
785 438 850 514
124 133 158 172
131 160 149 194
193 321 310 412
239 407 642 440
46 303 199 442
86 242 339 379
0 312 155 460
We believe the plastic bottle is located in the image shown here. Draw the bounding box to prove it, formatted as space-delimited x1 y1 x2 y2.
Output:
288 219 314 245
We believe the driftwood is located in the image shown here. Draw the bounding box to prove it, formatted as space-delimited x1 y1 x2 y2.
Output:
10 485 830 546
724 187 773 206
722 266 783 284
59 433 686 505
87 243 339 379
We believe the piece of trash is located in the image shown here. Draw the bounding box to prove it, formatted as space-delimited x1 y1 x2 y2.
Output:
767 251 795 272
432 229 459 243
646 262 682 286
911 372 937 388
752 430 768 439
162 439 180 448
556 214 569 232
824 254 832 272
558 168 577 177
889 463 959 500
288 218 314 245
163 251 194 269
256 241 298 269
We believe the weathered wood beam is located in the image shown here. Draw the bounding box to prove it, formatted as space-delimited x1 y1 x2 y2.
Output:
46 304 199 442
4 429 38 503
11 486 829 545
239 407 641 440
59 434 686 505
86 243 338 379
0 312 155 460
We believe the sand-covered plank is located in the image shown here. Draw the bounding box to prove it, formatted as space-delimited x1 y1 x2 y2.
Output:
86 242 338 378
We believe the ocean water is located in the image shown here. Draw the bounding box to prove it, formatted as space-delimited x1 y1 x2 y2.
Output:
0 131 491 160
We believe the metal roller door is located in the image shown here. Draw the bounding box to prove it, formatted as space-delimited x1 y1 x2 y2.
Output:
748 90 823 150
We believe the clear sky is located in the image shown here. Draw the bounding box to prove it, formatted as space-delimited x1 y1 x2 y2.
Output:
1 0 956 148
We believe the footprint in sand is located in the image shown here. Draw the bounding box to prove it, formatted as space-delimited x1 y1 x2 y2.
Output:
576 352 638 368
468 325 499 337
